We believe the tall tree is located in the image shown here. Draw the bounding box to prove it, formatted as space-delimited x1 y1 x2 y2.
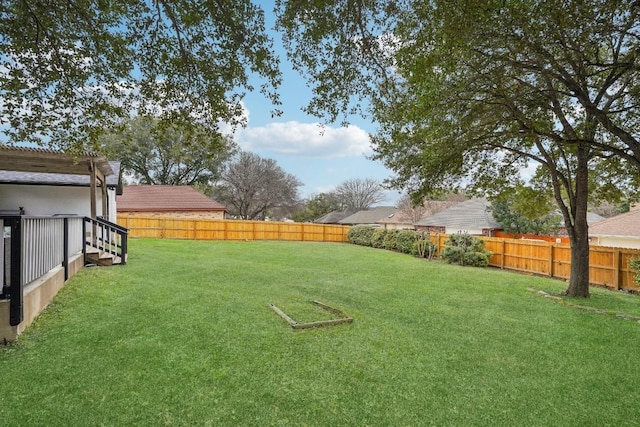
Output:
213 151 302 220
276 0 640 297
489 184 561 235
0 1 281 152
101 117 236 185
291 192 341 223
334 178 386 212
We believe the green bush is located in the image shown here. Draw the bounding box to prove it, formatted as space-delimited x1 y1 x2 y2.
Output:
370 228 388 249
396 230 418 254
347 225 375 246
382 229 400 251
629 258 640 285
462 250 490 267
440 232 491 267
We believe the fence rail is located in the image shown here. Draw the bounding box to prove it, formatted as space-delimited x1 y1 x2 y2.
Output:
117 215 350 243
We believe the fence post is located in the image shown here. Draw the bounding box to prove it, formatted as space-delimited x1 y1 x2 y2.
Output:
548 244 554 277
121 229 128 265
9 218 23 326
613 249 621 290
501 240 506 269
63 217 69 281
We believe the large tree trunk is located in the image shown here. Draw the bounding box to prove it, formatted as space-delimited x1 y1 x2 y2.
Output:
563 144 591 297
565 225 591 297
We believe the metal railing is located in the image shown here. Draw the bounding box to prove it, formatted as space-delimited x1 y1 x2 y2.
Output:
22 216 84 285
1 215 84 326
83 216 128 265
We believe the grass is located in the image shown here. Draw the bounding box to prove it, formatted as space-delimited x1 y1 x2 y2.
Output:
1 238 640 426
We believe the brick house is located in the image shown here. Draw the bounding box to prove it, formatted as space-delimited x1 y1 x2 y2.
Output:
117 185 227 219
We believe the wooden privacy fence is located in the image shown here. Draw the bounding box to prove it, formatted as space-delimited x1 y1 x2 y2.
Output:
430 234 640 292
117 215 640 291
117 215 350 243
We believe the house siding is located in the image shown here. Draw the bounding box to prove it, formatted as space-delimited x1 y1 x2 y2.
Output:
590 235 640 249
0 184 115 219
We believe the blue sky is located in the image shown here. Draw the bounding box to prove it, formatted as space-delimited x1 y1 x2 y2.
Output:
235 0 401 205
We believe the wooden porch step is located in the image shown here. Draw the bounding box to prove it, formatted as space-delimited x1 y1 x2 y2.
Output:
85 247 115 266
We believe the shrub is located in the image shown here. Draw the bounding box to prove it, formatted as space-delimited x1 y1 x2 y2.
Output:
440 232 491 267
629 258 640 285
347 225 375 246
382 229 400 251
396 230 418 254
462 250 490 267
370 228 388 249
414 234 438 259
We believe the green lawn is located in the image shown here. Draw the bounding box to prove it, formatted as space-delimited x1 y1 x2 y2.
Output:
2 239 640 426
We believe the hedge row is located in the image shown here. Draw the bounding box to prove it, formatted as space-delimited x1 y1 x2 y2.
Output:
347 225 437 258
347 226 491 267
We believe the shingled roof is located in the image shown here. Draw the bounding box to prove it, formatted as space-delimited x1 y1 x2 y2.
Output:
377 200 459 226
314 210 351 224
589 208 640 237
117 185 226 212
415 198 501 229
338 206 398 225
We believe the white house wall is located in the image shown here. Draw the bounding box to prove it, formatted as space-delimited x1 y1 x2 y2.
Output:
591 235 640 249
0 184 116 220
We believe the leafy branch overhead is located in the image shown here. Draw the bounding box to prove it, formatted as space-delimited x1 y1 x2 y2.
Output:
0 0 282 152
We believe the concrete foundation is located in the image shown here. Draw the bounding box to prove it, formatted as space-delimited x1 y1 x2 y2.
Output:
0 253 84 343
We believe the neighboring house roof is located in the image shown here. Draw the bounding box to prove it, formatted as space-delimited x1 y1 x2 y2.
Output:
415 198 501 229
556 211 605 227
375 210 414 226
0 161 122 188
377 200 460 226
588 209 640 237
314 210 351 224
586 212 606 225
338 206 398 225
117 185 226 212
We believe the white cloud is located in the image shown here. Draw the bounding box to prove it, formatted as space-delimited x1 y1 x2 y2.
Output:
235 121 372 158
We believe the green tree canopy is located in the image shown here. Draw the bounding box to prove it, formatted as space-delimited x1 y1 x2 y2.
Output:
101 116 236 185
489 184 561 236
291 192 341 223
0 1 281 152
276 0 640 297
